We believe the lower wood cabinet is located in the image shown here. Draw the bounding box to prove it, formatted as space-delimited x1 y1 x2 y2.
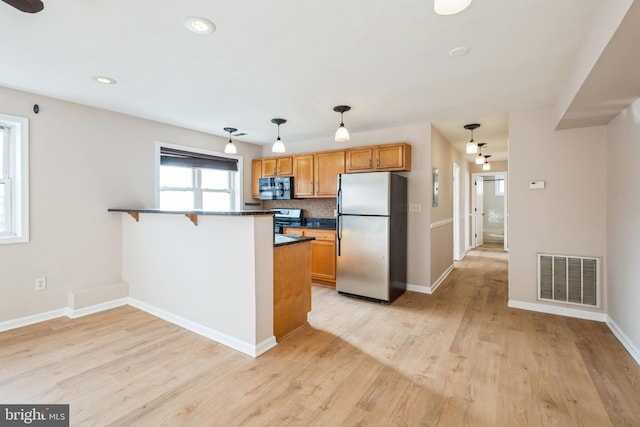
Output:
283 228 336 288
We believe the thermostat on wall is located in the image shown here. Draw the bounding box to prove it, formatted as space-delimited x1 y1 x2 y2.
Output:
529 180 545 190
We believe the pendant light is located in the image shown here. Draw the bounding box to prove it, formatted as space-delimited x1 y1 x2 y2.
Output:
434 0 472 15
464 123 480 154
483 154 492 171
224 127 237 154
271 118 286 153
333 105 351 142
475 143 486 164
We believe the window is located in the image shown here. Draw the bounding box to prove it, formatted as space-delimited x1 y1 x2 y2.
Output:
158 144 241 211
495 178 505 197
0 113 29 244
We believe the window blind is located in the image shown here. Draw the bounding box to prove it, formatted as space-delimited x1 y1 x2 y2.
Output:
160 147 238 171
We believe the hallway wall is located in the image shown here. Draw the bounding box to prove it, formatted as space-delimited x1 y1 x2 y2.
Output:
508 105 607 314
606 97 640 360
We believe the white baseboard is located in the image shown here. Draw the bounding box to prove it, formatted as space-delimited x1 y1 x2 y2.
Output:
128 298 276 358
507 300 608 322
431 264 454 294
406 284 431 294
407 265 454 295
606 316 640 367
0 308 68 333
67 298 129 319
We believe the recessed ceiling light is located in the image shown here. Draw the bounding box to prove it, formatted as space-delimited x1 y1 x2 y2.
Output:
184 16 216 34
93 76 117 85
448 46 469 57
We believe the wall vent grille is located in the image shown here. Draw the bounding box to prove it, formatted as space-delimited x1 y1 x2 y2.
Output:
537 253 600 307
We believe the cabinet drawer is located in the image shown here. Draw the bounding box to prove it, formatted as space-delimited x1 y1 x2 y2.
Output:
304 229 335 242
282 228 304 236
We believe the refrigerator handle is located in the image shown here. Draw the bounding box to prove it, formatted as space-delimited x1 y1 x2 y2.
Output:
336 174 342 256
337 215 341 256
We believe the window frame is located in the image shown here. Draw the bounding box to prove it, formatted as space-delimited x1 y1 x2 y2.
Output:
0 113 29 245
156 142 242 212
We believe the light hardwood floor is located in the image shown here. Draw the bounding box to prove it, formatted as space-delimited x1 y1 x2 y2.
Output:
1 245 639 426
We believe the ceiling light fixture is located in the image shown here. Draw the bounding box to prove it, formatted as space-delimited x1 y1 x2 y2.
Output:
93 76 117 85
333 105 351 142
224 127 237 154
464 123 480 154
475 143 487 164
271 118 286 153
434 0 472 15
483 154 492 171
184 16 216 34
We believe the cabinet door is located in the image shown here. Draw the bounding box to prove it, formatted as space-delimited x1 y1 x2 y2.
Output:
310 240 336 284
293 154 315 197
251 159 262 199
345 147 374 172
376 144 408 170
277 157 293 176
315 151 345 197
262 158 278 177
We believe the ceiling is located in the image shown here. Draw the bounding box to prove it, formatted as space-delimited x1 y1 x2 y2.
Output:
0 0 603 162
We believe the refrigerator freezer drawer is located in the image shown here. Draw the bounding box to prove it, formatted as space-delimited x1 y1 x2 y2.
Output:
337 215 390 301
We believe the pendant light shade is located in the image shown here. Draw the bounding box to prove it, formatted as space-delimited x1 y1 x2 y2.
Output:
483 155 492 171
475 143 486 164
224 127 237 154
333 105 351 142
464 123 480 154
271 118 286 153
434 0 472 15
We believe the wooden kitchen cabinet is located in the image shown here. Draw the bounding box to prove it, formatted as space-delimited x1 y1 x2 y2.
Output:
251 159 262 199
283 228 336 287
293 154 315 197
262 156 293 177
345 143 411 173
314 151 345 198
292 151 344 198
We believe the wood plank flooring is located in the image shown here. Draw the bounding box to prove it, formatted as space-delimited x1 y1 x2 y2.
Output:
1 245 639 426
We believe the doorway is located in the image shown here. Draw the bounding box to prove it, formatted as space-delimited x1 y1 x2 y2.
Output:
472 172 508 251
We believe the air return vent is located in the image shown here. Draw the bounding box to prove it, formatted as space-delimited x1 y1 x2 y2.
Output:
538 254 599 307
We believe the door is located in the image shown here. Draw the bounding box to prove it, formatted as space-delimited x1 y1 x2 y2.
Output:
337 215 390 300
475 176 484 247
453 162 462 260
338 172 390 216
293 154 314 197
315 151 345 197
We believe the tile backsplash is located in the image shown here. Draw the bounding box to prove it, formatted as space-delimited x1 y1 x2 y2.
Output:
263 199 336 218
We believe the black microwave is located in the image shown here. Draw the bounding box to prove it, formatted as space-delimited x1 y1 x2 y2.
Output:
259 177 293 200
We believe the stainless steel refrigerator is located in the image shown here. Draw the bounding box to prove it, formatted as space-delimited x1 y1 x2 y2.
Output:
336 172 407 303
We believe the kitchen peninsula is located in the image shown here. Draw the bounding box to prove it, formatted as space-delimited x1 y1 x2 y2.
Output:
109 208 313 357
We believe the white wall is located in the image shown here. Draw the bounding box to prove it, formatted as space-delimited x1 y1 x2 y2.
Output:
430 126 469 286
122 213 275 357
261 123 432 289
509 105 607 313
0 85 263 323
606 98 640 358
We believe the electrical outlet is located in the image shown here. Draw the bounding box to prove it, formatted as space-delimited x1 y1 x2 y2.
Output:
35 277 46 291
409 203 422 213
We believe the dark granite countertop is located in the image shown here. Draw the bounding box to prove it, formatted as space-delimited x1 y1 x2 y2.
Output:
273 234 315 247
108 208 273 216
284 217 336 230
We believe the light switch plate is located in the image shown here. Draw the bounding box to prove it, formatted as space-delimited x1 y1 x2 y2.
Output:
529 180 545 190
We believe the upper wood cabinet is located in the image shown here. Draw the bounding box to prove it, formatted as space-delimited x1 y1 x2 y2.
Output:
293 154 315 198
251 159 262 199
252 143 410 199
345 143 411 173
293 151 345 198
315 151 345 197
262 156 293 177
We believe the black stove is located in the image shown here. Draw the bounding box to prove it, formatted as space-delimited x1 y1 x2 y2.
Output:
271 208 303 233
